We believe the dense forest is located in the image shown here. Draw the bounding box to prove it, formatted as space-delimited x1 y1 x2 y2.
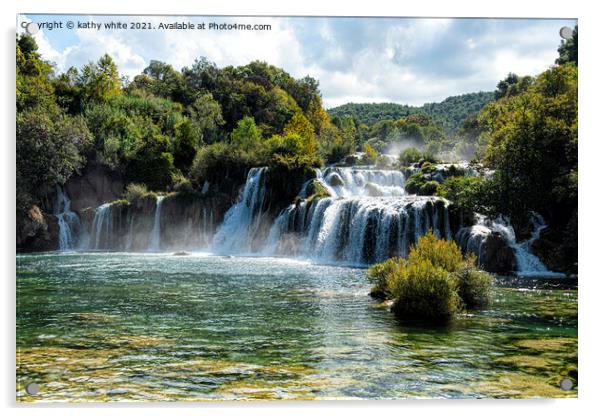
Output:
17 33 357 215
16 26 578 272
328 91 494 135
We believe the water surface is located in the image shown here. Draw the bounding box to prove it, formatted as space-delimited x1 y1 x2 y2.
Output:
16 253 577 401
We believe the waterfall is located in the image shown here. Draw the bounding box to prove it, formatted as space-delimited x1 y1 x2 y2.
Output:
212 167 267 254
512 213 562 276
91 203 112 250
148 196 165 252
456 212 563 276
54 186 86 251
125 211 135 251
198 207 214 249
321 167 406 197
265 196 450 264
262 166 451 265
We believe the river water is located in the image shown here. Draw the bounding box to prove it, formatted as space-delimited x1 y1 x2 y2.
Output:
16 252 577 401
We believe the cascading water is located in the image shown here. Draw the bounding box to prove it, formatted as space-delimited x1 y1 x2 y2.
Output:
321 167 406 197
512 213 563 276
148 196 165 252
212 167 267 254
199 207 214 248
91 203 113 250
54 186 87 251
263 167 452 264
456 212 563 276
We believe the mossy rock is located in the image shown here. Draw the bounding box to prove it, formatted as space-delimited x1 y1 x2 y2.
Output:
326 172 345 187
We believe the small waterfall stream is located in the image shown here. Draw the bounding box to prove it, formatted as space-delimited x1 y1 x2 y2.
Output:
212 167 267 254
456 212 562 276
148 196 165 252
54 186 87 251
91 203 113 250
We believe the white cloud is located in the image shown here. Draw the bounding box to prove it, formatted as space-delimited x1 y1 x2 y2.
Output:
20 15 576 107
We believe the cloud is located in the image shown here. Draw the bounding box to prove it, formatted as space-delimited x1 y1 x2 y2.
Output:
19 15 576 107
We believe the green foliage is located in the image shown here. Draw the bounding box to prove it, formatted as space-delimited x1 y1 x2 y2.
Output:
172 174 195 193
361 143 378 164
409 232 464 273
391 259 460 322
16 34 56 112
283 110 317 155
16 109 92 211
481 63 577 231
367 232 493 322
494 73 534 100
173 119 198 173
231 116 262 151
367 257 405 299
189 142 256 186
78 54 122 103
264 133 320 170
453 264 493 309
132 60 186 102
436 176 491 214
398 147 438 166
187 93 224 143
399 147 423 165
405 173 439 196
123 183 150 202
126 133 177 190
328 92 494 135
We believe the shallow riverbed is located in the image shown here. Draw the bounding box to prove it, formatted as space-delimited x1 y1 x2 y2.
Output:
16 252 577 401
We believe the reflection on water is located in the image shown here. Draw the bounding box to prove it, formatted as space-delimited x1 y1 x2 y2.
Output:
16 253 577 401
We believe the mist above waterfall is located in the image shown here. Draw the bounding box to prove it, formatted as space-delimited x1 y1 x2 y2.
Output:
384 139 425 159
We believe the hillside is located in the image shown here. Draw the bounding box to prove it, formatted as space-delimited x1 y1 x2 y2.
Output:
328 91 494 133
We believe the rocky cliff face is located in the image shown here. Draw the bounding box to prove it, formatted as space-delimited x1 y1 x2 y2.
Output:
479 232 517 274
16 205 58 252
65 162 124 212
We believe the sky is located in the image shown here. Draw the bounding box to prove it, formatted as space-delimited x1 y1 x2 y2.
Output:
18 14 577 108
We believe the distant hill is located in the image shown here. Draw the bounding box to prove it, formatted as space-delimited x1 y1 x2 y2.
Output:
328 91 495 134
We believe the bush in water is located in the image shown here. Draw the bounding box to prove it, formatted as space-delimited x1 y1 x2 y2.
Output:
367 231 493 321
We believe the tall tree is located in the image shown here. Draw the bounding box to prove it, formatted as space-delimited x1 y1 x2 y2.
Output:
79 54 122 103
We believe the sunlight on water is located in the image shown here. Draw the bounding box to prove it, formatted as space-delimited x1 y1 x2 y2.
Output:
16 253 577 402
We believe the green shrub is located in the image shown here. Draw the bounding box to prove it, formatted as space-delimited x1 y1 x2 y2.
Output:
454 265 493 309
189 142 256 185
399 148 439 166
399 147 423 165
436 176 489 214
361 143 378 164
419 180 439 196
367 232 493 322
172 174 194 193
367 257 406 299
264 133 321 170
392 258 460 321
123 183 150 202
409 231 464 272
305 180 331 203
405 173 438 196
126 133 177 190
